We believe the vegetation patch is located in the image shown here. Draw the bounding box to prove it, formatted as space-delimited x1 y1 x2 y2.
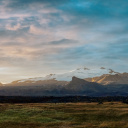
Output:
0 102 127 128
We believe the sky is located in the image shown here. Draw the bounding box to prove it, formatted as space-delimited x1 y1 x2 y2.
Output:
0 0 128 83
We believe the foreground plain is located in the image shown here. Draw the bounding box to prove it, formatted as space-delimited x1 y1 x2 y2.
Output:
0 102 128 128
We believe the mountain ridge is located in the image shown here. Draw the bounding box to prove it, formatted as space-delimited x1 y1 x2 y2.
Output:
4 67 119 85
0 67 127 96
85 73 128 85
0 76 127 96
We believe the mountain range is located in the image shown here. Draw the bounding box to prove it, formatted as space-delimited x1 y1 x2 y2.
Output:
0 67 128 96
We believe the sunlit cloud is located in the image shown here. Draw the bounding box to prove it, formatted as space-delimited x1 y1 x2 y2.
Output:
0 0 128 83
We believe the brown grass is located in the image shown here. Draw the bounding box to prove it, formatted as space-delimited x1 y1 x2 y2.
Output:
0 102 127 128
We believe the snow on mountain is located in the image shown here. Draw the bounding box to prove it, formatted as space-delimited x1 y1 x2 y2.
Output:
85 73 128 85
16 67 118 83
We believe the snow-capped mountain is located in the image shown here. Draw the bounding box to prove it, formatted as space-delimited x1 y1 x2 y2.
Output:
14 67 118 83
1 67 128 96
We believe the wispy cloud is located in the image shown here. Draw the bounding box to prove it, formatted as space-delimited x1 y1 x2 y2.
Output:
0 0 128 83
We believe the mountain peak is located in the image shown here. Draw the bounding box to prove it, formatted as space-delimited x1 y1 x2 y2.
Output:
72 76 80 80
72 76 84 81
71 76 89 85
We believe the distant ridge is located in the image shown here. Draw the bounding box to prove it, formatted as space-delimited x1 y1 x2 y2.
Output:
4 67 119 85
0 76 127 96
0 67 127 96
85 73 128 85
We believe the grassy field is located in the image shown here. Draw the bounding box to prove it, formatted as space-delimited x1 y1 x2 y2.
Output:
0 102 127 128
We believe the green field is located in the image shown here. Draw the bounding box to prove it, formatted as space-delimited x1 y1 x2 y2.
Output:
0 102 127 128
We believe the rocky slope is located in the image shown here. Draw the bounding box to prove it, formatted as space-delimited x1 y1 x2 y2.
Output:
85 73 128 85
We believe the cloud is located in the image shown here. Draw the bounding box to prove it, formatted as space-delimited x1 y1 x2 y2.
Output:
29 25 49 35
6 23 21 31
0 0 128 83
49 39 78 45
